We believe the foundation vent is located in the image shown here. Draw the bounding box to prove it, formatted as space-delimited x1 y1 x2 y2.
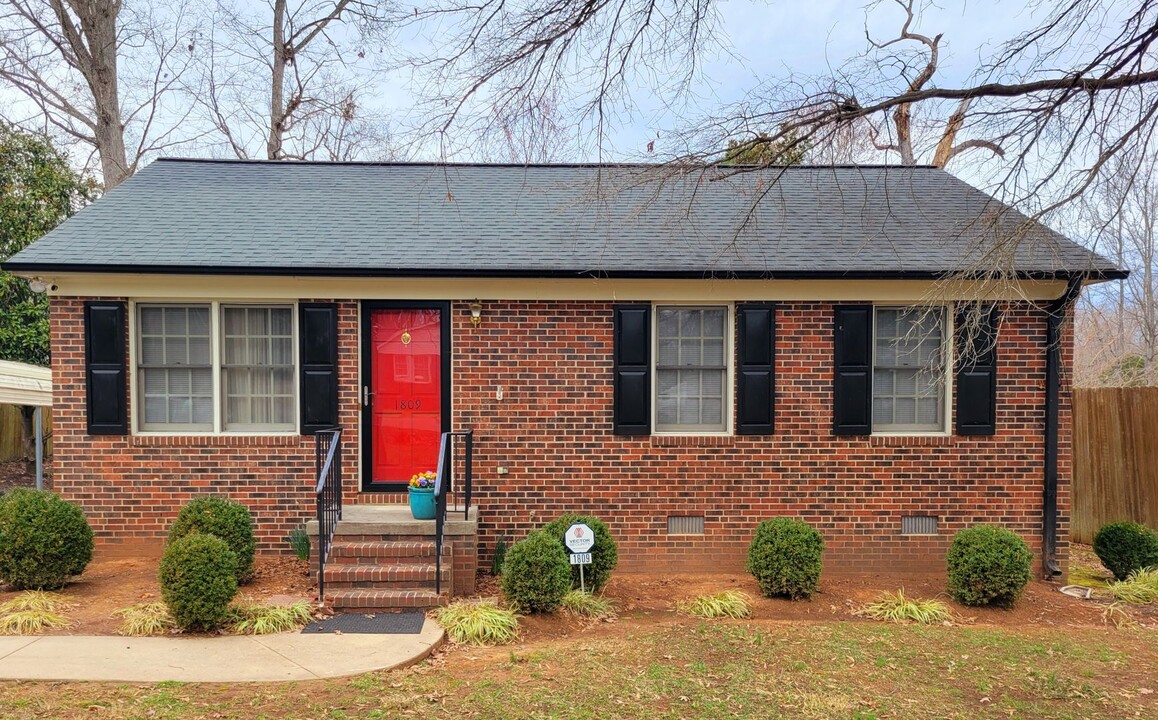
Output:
901 515 939 535
667 515 705 535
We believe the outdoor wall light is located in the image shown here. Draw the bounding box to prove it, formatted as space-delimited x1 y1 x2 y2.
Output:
27 277 55 293
470 300 483 326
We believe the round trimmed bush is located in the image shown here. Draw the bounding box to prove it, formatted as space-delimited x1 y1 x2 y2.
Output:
540 514 619 592
0 488 94 590
1093 521 1158 581
746 517 825 600
169 496 256 583
946 525 1032 607
500 531 572 613
159 533 239 631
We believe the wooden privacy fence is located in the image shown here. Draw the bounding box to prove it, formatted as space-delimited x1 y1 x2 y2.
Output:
0 404 52 462
1072 387 1158 544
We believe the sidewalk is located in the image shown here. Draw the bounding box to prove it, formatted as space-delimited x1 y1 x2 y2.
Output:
0 621 444 682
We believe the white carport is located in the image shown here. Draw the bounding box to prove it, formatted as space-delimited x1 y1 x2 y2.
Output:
0 360 52 489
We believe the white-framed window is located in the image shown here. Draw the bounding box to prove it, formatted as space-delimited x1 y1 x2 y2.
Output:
135 302 297 433
654 305 731 433
872 306 949 433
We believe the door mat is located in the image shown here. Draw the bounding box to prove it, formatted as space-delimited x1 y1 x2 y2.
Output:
302 612 426 635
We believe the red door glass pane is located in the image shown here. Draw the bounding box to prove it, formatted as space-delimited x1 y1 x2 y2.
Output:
370 309 441 485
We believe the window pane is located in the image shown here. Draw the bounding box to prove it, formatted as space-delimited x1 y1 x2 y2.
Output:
221 306 295 430
653 307 728 432
137 305 212 431
872 307 945 432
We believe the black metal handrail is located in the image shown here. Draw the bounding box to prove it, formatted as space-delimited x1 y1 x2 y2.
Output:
314 427 343 603
433 430 473 596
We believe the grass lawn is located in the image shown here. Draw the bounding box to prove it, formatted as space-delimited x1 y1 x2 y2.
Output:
2 619 1154 719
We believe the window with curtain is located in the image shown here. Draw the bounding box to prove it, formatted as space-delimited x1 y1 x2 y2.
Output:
138 305 213 431
136 303 296 432
655 306 728 432
221 306 295 430
872 307 947 432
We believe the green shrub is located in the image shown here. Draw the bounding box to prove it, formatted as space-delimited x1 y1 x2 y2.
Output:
0 489 94 590
540 514 619 592
159 533 239 631
490 535 509 576
287 526 311 562
500 531 572 613
1093 521 1158 581
946 525 1032 607
169 496 256 583
746 517 824 600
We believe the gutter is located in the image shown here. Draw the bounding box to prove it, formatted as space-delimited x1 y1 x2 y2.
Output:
1042 276 1082 579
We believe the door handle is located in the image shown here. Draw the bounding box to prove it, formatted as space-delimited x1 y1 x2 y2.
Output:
363 386 373 407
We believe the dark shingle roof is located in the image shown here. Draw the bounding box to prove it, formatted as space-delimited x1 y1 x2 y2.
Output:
4 158 1123 279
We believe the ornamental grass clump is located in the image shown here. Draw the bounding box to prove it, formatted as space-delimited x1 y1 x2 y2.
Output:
560 590 616 619
1093 521 1158 581
287 526 311 562
159 533 239 631
0 590 75 635
500 531 571 613
746 517 825 600
946 525 1032 608
228 600 314 635
0 488 93 590
860 589 953 624
677 590 752 619
540 514 619 592
168 496 256 583
1107 567 1158 605
437 599 520 645
114 602 176 636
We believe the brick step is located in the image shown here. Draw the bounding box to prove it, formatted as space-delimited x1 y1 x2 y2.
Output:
322 563 450 590
326 589 448 611
328 540 448 563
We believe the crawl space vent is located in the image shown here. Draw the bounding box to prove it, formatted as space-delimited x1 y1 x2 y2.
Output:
667 516 705 535
901 516 939 535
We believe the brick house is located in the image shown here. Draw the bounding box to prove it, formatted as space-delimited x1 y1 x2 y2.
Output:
4 159 1123 608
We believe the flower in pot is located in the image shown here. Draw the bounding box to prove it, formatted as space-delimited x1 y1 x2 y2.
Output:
408 471 438 520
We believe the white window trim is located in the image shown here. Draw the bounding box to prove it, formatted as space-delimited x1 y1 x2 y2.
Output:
650 302 734 436
870 305 953 437
129 300 300 436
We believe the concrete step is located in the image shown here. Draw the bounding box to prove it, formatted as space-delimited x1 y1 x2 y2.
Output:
322 562 450 590
327 589 448 611
328 540 447 563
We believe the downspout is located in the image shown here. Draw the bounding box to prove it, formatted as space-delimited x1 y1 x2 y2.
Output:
1043 276 1081 579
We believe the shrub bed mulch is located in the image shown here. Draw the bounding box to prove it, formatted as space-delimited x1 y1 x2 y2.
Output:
0 460 50 493
0 555 314 635
474 568 1122 646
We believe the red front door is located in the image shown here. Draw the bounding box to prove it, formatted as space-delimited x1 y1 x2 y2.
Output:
367 307 444 488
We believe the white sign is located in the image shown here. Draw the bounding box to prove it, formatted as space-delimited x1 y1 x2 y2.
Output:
569 552 592 565
564 523 595 553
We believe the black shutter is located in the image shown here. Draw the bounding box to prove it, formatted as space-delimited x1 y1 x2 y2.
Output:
737 304 775 435
299 303 339 435
84 301 128 435
955 305 1000 435
833 305 872 436
613 304 651 435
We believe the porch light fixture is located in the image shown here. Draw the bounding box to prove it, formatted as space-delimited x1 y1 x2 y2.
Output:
470 300 483 326
27 277 54 293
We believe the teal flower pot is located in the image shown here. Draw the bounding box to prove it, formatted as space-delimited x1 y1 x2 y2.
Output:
408 487 436 520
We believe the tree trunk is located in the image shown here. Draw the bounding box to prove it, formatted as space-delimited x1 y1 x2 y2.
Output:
267 0 288 160
18 405 34 472
69 0 130 187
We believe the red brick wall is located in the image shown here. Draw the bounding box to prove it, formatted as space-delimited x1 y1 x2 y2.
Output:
49 298 363 555
49 296 1071 576
451 300 1071 575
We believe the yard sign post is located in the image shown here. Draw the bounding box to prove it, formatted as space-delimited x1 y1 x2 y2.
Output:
564 523 595 592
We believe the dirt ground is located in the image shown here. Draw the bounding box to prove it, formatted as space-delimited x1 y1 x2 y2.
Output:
0 555 314 635
0 460 50 492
